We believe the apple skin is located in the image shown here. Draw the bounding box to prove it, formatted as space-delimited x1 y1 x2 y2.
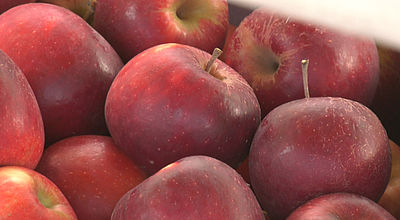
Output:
249 97 391 220
105 43 261 175
37 0 97 23
111 155 265 220
0 50 44 169
0 0 35 14
0 166 77 220
370 45 400 144
224 8 379 117
92 0 228 62
36 135 147 220
220 23 236 62
287 192 395 219
0 3 123 145
378 140 400 218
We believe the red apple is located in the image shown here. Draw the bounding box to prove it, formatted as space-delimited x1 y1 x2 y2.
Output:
105 43 261 175
224 8 379 117
92 0 229 62
37 0 97 23
0 0 35 14
0 166 77 219
249 97 391 219
111 155 265 220
0 50 44 169
370 45 400 144
36 135 147 220
378 140 400 218
0 3 123 145
287 192 395 219
220 23 236 62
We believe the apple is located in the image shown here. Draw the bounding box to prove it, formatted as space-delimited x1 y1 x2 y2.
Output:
220 23 236 62
249 97 391 219
287 192 395 219
0 50 44 169
105 43 261 175
36 135 147 220
223 8 380 117
111 155 265 220
0 166 77 219
370 44 400 144
378 140 400 218
37 0 97 23
0 0 35 14
0 3 124 146
91 0 229 62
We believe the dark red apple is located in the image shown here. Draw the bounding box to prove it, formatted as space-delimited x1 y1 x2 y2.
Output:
92 0 229 62
0 3 123 145
0 0 35 14
224 8 380 117
370 44 400 144
249 97 391 219
0 166 77 219
378 140 400 218
105 43 261 175
111 155 265 220
287 192 395 219
36 135 147 220
0 50 44 169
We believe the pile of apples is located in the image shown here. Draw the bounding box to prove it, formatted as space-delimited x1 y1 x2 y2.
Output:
0 0 399 219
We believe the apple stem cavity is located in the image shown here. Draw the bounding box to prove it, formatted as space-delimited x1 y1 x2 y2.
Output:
206 48 223 73
301 59 310 98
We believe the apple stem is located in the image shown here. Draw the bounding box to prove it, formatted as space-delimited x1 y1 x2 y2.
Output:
301 59 310 98
86 0 98 25
205 48 223 73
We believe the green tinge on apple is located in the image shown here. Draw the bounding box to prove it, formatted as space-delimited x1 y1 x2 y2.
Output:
167 0 222 32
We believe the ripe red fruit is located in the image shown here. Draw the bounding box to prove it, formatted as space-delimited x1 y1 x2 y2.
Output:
111 156 265 220
224 8 380 117
36 135 147 220
249 97 391 219
105 43 261 175
0 3 123 145
0 50 44 169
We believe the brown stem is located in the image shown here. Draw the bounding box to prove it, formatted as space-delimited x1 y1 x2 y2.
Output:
302 59 310 98
206 48 223 73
